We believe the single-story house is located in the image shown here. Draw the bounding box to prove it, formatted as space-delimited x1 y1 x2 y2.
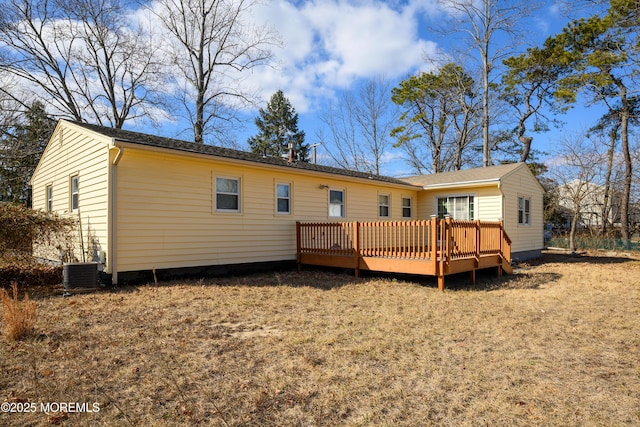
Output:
30 120 544 284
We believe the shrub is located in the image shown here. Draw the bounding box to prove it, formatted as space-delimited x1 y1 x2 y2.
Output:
0 202 76 264
0 263 63 288
0 282 38 341
0 204 75 291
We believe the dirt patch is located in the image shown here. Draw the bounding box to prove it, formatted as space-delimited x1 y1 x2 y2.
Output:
213 322 283 338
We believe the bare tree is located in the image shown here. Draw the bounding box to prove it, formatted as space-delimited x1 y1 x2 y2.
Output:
551 132 607 252
64 0 167 128
0 0 166 128
320 77 398 174
436 0 538 166
150 0 278 144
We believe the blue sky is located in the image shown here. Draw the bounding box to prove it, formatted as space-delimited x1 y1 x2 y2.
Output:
146 0 605 176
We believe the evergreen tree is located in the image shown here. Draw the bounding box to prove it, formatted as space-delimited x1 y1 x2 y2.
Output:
391 63 480 173
0 102 55 205
248 90 308 162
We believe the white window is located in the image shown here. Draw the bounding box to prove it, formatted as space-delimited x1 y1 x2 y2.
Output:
216 177 240 212
46 185 53 212
437 195 474 220
378 194 390 218
518 196 530 225
329 189 345 218
70 175 79 212
276 183 291 214
402 197 412 219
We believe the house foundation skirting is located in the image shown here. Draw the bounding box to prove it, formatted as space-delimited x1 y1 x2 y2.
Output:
111 260 297 286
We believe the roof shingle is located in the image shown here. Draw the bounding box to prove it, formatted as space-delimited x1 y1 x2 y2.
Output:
402 163 525 187
68 120 416 187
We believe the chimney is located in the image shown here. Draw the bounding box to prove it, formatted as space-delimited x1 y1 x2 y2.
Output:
287 141 295 163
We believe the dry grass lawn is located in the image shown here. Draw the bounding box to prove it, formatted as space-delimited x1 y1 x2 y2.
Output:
1 251 639 426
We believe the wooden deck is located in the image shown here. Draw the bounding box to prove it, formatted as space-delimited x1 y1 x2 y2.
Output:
296 218 512 291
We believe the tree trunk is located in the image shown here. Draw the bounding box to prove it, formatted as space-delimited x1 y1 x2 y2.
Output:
620 117 632 243
569 212 578 253
482 58 490 167
614 77 631 242
600 124 618 236
519 135 533 163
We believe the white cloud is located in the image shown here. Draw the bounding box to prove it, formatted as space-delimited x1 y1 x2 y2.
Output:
250 0 440 112
549 1 562 16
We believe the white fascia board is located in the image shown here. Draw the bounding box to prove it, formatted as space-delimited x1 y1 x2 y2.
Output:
420 178 501 190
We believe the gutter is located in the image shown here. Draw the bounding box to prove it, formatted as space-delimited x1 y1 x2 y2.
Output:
110 140 420 191
498 177 506 223
419 178 501 190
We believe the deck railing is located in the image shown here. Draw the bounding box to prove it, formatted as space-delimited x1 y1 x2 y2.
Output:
298 218 510 260
297 218 512 290
359 220 433 259
296 222 356 256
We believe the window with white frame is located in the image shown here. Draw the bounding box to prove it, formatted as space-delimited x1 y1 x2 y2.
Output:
402 197 412 218
216 177 240 212
329 189 345 218
378 194 390 217
437 195 474 220
46 185 53 212
70 175 79 212
518 196 530 225
276 183 291 214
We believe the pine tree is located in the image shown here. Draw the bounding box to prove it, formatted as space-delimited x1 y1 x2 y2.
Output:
248 90 308 162
0 102 55 205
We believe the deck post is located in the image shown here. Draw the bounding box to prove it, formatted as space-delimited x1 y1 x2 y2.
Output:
353 221 360 277
430 216 438 286
475 220 481 265
474 220 481 284
440 216 452 292
499 218 504 260
498 219 504 278
296 221 302 272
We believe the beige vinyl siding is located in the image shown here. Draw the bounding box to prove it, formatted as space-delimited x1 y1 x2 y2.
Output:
30 122 111 265
115 148 419 272
500 165 544 254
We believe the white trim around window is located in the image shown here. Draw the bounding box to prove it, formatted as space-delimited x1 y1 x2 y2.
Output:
70 175 79 212
378 193 390 218
329 188 345 218
215 176 241 213
436 194 475 220
518 196 531 225
402 196 413 219
276 182 291 215
46 184 53 212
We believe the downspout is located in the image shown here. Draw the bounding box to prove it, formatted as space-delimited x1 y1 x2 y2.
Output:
497 179 505 221
109 142 124 285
